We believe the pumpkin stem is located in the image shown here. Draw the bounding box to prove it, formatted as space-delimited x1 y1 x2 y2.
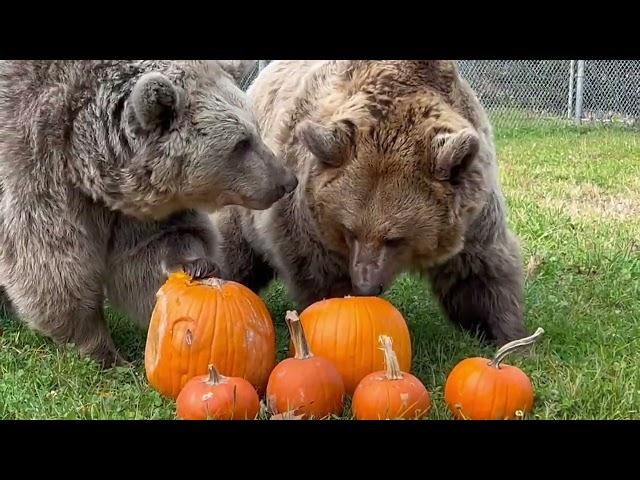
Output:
379 335 403 380
489 327 545 368
285 310 313 360
206 364 223 385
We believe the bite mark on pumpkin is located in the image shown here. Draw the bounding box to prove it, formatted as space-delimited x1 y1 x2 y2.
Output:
245 330 256 347
150 288 170 372
199 277 227 289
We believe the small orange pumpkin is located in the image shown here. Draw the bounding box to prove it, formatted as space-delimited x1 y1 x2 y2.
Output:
297 296 412 394
145 272 276 399
176 364 261 420
267 311 345 419
352 335 431 420
444 327 544 420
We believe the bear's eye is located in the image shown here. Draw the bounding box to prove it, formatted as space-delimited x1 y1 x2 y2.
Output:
233 138 250 153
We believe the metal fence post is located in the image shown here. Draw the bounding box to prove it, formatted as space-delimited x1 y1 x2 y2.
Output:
574 60 585 124
567 60 575 118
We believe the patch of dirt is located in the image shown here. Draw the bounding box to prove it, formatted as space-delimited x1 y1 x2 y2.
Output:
544 183 640 220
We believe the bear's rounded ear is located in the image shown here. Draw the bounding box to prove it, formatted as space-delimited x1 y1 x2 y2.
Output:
296 119 354 167
129 72 182 132
431 127 480 184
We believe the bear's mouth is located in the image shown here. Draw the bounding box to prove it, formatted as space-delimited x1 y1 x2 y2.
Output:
183 190 283 212
226 189 289 211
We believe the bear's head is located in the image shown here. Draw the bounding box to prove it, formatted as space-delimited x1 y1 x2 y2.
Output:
121 60 296 219
297 60 490 296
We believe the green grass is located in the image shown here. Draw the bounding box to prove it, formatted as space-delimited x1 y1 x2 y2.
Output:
1 122 639 420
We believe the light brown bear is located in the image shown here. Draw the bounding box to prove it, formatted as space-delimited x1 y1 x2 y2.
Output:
212 60 527 346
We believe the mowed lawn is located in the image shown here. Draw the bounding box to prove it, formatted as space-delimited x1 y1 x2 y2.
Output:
1 122 638 420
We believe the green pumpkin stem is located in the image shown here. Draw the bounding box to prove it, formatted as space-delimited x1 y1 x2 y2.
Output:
206 364 222 385
489 327 545 368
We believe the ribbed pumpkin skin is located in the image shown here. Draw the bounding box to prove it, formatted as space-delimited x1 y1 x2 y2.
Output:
176 369 261 420
145 272 276 398
297 297 412 394
266 356 345 419
444 357 534 420
352 371 431 420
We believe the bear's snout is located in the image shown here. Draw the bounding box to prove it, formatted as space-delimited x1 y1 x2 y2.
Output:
349 239 391 298
352 281 384 297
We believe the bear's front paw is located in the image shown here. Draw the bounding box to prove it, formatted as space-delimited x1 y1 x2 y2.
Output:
181 258 220 280
87 344 130 370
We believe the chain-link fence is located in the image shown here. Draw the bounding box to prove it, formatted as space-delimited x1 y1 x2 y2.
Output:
457 60 640 130
254 60 640 131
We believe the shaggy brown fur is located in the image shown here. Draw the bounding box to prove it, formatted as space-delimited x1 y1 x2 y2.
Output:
0 60 297 367
212 60 527 346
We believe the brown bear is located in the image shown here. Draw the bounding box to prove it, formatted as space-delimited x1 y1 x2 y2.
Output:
0 60 297 367
211 60 527 346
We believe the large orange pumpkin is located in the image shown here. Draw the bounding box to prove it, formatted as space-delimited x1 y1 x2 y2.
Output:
352 335 431 420
296 296 412 395
444 327 544 420
145 272 276 399
266 311 345 419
